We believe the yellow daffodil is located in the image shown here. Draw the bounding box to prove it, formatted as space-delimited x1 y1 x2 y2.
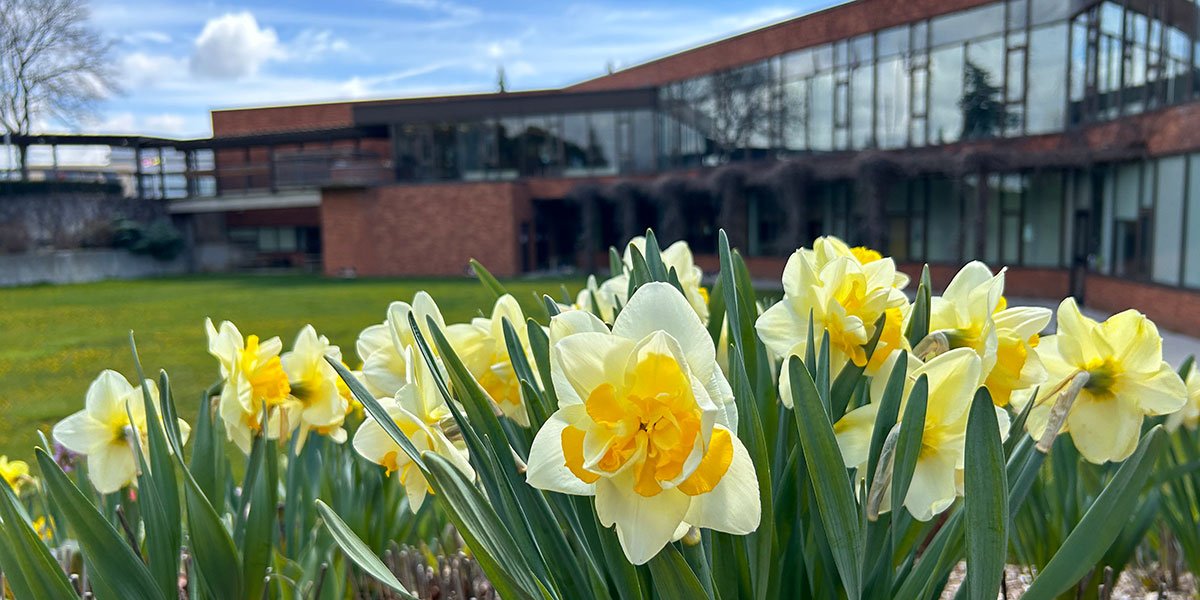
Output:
756 238 908 407
52 370 191 494
834 348 1003 521
458 294 543 427
527 282 756 565
206 319 297 454
281 325 350 451
1017 298 1187 464
1166 365 1200 431
925 262 1051 406
353 347 473 512
0 455 30 491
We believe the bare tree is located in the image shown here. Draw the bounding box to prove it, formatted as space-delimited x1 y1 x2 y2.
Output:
0 0 117 178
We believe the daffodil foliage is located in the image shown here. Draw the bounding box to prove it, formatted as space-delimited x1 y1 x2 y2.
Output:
1 229 1198 600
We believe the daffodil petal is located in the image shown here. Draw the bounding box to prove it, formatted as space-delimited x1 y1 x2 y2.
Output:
552 332 636 407
834 403 878 470
1066 392 1142 464
904 448 958 522
1117 361 1188 416
613 282 715 382
526 408 597 496
681 429 760 535
88 443 137 495
595 475 690 565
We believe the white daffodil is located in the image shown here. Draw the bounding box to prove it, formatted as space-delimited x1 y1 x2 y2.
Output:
756 239 908 407
206 319 297 454
1016 299 1186 464
52 370 191 494
353 347 473 512
570 274 622 323
355 292 450 399
833 348 1003 521
281 325 350 451
527 282 756 565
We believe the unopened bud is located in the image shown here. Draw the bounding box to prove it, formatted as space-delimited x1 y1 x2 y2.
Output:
865 423 902 521
682 526 702 546
912 331 950 361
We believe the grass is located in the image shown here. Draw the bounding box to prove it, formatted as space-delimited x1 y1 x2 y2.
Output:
0 273 582 461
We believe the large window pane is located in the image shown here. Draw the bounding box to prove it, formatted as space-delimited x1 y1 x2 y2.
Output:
587 112 617 174
928 178 961 262
1026 23 1068 134
1186 154 1200 288
810 72 835 150
1024 171 1064 266
930 44 964 145
851 64 874 148
962 36 1006 140
931 4 1005 47
631 110 655 173
783 79 808 150
876 56 910 148
1153 156 1185 284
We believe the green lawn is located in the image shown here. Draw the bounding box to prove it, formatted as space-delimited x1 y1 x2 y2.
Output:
0 274 581 461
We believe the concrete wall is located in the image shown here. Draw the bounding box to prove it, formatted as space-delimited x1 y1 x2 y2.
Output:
0 250 187 287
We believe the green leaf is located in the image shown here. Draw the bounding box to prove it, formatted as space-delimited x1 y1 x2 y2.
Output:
963 388 1007 600
648 544 710 599
315 500 417 599
642 229 670 281
129 370 184 598
891 375 928 519
470 258 508 300
866 352 908 490
0 480 77 600
241 437 279 600
904 266 932 348
1022 427 1167 600
788 357 863 599
610 246 624 278
177 447 243 598
830 313 886 421
189 383 228 510
35 449 162 600
327 357 426 470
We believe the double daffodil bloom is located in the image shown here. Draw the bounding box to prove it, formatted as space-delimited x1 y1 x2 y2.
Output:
457 294 542 427
834 348 1003 521
282 325 350 451
206 319 297 454
1166 365 1200 432
925 262 1051 406
527 282 756 565
599 237 711 324
756 238 908 407
52 370 191 494
0 455 31 492
1017 298 1186 464
353 347 473 512
356 292 452 398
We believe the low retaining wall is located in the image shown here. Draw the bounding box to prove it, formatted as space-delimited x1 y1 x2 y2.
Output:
0 250 187 287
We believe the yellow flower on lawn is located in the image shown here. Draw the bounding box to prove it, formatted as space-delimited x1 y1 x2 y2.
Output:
0 455 30 491
926 262 1051 406
834 348 1003 521
353 347 473 512
206 319 297 454
756 238 908 407
458 294 544 427
282 325 350 451
52 370 191 494
1166 365 1200 432
1016 298 1187 464
527 282 756 565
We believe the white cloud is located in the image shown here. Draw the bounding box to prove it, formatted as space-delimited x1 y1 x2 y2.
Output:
190 12 283 80
121 52 189 88
124 30 172 45
288 29 351 62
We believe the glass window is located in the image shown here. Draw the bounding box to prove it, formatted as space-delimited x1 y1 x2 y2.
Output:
1026 23 1068 134
962 36 1007 140
929 44 964 145
495 118 521 178
631 110 655 173
783 79 808 150
810 72 835 150
1153 156 1185 284
1024 171 1064 266
876 56 910 149
587 112 617 175
928 177 961 262
851 64 874 148
1007 0 1028 29
931 4 1005 47
877 25 909 58
1186 154 1200 288
1029 0 1069 25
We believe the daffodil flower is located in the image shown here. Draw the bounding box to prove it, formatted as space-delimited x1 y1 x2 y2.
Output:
598 237 711 324
1017 298 1187 464
925 262 1051 406
756 238 908 407
282 325 350 451
0 455 31 492
458 294 543 427
52 370 191 494
353 347 473 512
1166 365 1200 432
834 348 1002 521
206 319 297 454
355 293 452 399
527 282 757 565
569 274 622 323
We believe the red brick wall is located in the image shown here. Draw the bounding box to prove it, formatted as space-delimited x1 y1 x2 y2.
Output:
320 182 533 277
570 0 994 92
1084 275 1200 337
212 103 356 137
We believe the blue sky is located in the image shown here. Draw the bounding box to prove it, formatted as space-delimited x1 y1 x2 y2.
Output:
78 0 840 138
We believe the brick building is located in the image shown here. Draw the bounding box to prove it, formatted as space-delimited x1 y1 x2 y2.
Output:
153 0 1200 335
